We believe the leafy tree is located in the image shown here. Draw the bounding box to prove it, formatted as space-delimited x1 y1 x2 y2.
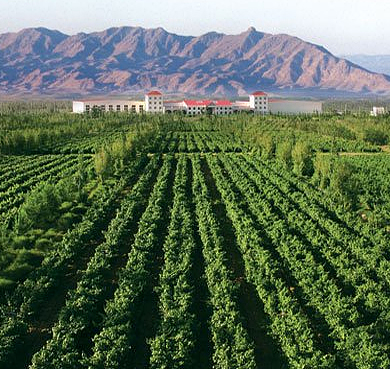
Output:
276 140 293 168
312 154 334 188
329 161 358 208
15 184 61 232
362 128 388 145
292 141 313 176
94 148 112 182
259 135 275 159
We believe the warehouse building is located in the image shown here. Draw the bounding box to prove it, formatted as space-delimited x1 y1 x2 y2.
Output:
268 99 322 114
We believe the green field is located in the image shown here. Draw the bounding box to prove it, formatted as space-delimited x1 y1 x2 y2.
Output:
0 111 390 369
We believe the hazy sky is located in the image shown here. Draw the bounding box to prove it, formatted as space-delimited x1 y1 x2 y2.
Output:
1 0 389 55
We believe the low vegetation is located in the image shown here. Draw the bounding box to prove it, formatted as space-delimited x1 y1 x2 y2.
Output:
0 108 389 369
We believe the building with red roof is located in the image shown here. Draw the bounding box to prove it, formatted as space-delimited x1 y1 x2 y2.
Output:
251 91 267 96
145 90 164 113
249 91 268 113
72 88 322 115
146 90 163 96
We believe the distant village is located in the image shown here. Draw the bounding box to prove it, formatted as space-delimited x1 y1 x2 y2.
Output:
73 91 323 115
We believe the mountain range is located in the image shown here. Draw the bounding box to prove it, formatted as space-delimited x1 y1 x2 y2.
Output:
342 55 390 77
1 26 390 96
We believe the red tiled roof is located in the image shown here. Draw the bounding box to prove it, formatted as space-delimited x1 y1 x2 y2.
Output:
146 90 162 96
251 91 267 96
184 100 213 107
214 100 232 106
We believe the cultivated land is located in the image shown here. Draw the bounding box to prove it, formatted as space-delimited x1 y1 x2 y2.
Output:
0 110 390 369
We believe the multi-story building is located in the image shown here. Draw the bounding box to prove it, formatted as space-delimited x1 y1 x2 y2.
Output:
183 100 212 115
145 90 164 113
73 90 322 115
249 91 269 113
209 101 234 115
72 99 145 114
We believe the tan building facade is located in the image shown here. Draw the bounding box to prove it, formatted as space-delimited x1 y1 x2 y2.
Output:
72 100 145 114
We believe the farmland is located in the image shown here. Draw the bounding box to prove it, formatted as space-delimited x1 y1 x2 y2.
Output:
0 110 390 369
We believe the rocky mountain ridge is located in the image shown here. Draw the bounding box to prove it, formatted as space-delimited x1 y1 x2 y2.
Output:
1 26 390 96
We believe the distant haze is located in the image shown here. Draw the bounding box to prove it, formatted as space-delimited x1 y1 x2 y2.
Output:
2 0 390 55
342 55 390 76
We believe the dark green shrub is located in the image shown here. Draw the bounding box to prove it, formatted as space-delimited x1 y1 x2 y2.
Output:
0 278 15 291
58 212 78 231
2 263 34 282
35 238 53 252
363 128 388 145
12 236 34 250
329 161 359 208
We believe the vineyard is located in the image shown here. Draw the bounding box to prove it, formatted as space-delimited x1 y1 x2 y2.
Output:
0 111 390 369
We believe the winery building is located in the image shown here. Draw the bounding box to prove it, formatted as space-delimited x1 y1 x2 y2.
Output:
73 90 322 115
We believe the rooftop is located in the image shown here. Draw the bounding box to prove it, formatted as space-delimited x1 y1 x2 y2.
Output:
251 91 267 96
146 90 162 96
184 100 213 107
214 100 233 107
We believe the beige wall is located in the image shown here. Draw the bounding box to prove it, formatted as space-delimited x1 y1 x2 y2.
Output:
72 100 145 113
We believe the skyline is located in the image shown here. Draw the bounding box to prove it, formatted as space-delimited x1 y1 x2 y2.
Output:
2 0 390 55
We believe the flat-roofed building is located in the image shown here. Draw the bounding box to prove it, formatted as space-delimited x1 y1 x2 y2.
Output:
72 99 145 113
183 100 213 115
128 101 145 113
371 106 386 116
269 99 322 114
209 100 234 115
164 101 187 114
232 100 252 113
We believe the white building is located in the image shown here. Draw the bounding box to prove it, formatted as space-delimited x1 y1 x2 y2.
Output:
145 90 164 113
73 90 322 116
371 107 386 116
268 99 322 114
183 100 212 115
249 91 269 113
72 99 145 114
210 101 234 115
164 100 187 114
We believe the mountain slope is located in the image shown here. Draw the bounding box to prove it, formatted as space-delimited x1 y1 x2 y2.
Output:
342 54 390 76
1 26 390 95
